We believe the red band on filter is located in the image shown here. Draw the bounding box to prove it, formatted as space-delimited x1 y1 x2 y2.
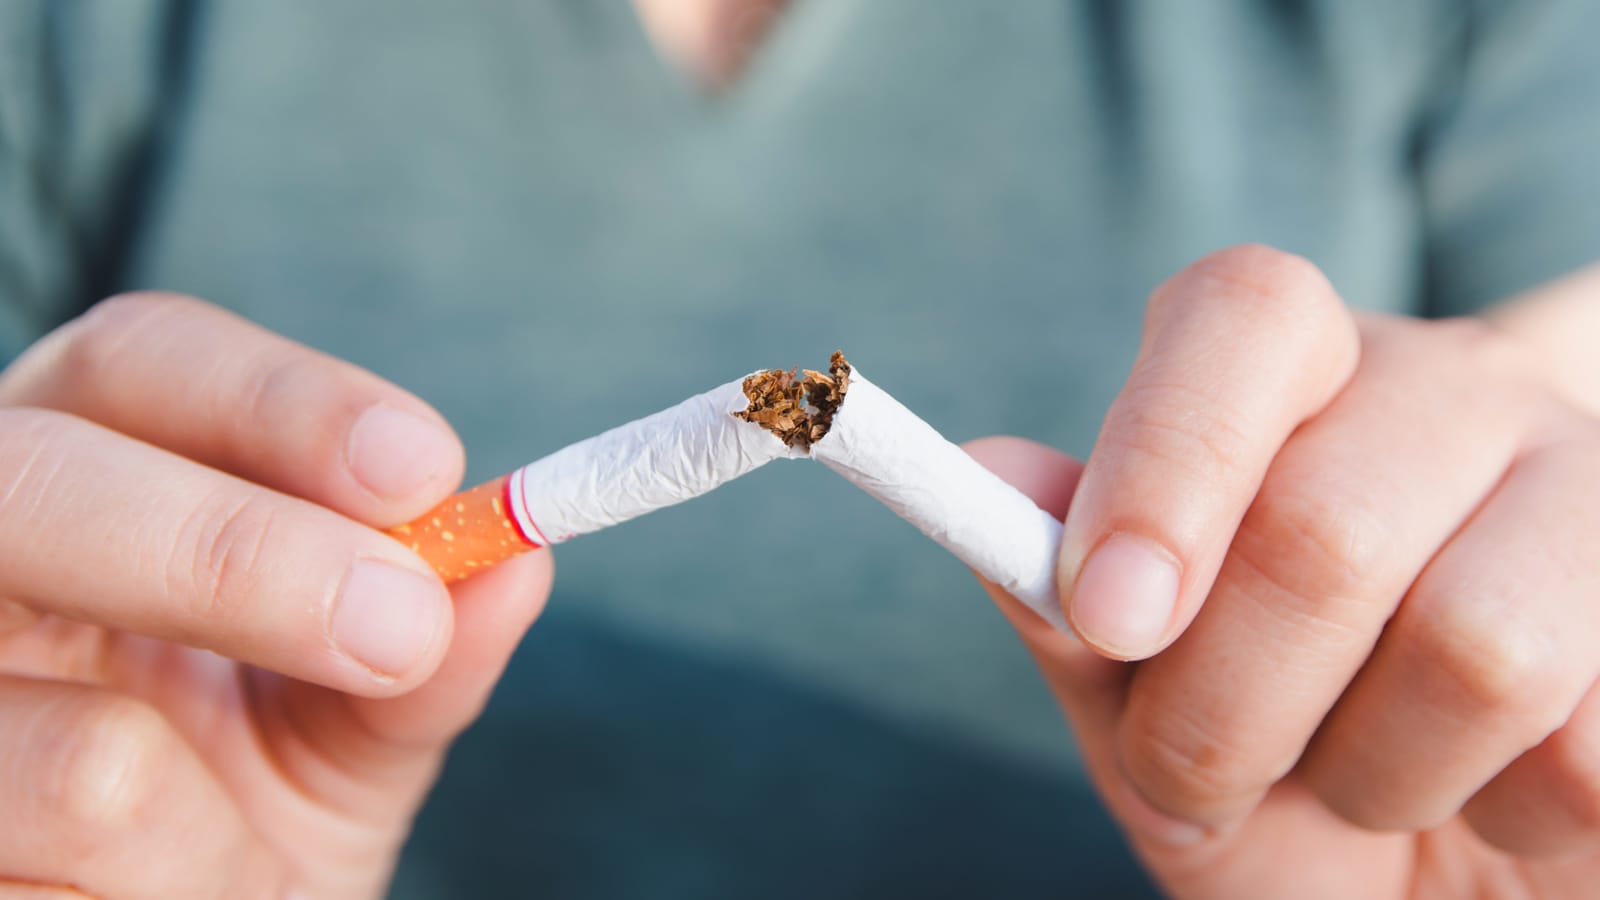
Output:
506 465 553 547
503 470 547 547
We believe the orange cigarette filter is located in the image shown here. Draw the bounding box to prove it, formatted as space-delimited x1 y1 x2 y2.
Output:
388 475 540 583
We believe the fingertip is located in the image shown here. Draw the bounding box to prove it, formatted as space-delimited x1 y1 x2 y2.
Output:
1066 533 1183 661
329 558 456 696
344 403 465 518
336 548 556 747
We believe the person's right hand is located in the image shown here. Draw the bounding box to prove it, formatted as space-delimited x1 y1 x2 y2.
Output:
0 293 554 899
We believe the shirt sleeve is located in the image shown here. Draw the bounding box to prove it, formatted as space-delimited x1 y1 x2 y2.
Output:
1419 0 1600 317
0 1 183 364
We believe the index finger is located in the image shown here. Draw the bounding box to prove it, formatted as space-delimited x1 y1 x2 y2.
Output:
1060 245 1359 659
0 408 452 696
0 292 463 525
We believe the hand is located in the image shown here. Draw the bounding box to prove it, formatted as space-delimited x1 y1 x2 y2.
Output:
968 245 1600 899
0 294 553 899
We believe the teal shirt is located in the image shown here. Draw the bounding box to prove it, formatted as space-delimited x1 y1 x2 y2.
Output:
4 2 1599 897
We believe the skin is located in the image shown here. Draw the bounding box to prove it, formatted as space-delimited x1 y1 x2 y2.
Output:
0 294 553 898
966 245 1600 899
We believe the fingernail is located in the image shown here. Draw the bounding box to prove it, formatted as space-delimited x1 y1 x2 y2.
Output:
333 559 448 678
346 405 457 501
1069 534 1180 658
1116 779 1209 848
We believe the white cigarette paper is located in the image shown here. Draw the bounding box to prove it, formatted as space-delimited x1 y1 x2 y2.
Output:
508 378 801 544
497 353 1067 633
810 371 1068 631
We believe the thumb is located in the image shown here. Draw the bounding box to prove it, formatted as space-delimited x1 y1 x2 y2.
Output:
967 436 1405 900
342 548 555 747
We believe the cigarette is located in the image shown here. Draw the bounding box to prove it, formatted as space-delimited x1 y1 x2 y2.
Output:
388 378 801 582
391 353 1067 631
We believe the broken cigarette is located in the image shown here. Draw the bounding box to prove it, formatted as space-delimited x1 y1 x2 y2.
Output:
389 377 802 581
390 353 1067 630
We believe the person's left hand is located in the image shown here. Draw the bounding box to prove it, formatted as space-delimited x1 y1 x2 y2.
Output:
967 245 1600 899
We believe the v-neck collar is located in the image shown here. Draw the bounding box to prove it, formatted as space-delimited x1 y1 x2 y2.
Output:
629 0 795 92
604 0 823 111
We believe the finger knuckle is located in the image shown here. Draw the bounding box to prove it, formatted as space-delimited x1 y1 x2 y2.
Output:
170 491 280 623
235 347 320 439
1230 484 1388 633
0 408 82 515
1409 596 1566 730
1120 708 1266 820
43 694 175 838
1181 245 1338 319
0 293 208 406
230 345 372 473
1197 243 1323 287
1160 245 1357 381
55 292 198 381
1114 379 1255 485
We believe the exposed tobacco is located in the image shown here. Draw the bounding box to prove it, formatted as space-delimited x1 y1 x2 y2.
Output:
735 351 852 449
